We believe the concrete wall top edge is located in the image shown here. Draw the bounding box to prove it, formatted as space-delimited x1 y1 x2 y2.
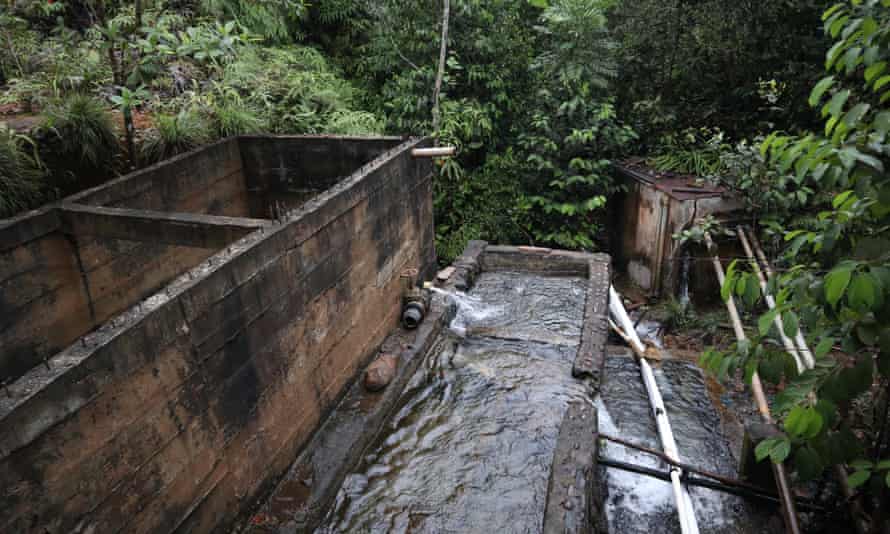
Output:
65 137 240 206
0 208 61 252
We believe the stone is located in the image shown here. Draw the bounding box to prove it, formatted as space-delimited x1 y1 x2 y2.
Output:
363 354 399 392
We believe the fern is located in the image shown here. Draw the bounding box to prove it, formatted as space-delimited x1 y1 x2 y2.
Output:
648 127 728 176
201 0 308 43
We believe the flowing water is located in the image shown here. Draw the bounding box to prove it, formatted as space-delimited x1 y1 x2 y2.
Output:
597 353 779 534
316 273 591 533
315 271 776 534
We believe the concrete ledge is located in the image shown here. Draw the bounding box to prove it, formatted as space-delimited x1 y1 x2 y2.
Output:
0 208 61 252
482 244 608 276
543 401 604 534
573 259 611 387
59 203 271 249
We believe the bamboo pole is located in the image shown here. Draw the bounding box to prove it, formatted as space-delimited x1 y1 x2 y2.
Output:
703 231 802 534
743 227 868 534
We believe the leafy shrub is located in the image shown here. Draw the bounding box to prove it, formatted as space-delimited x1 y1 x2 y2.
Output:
698 3 890 524
434 149 530 264
0 126 44 218
221 45 382 134
42 94 119 171
140 110 212 163
212 101 267 137
201 0 307 43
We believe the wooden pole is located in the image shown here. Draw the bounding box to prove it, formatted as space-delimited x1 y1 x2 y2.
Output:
703 231 802 534
431 0 450 140
742 226 867 534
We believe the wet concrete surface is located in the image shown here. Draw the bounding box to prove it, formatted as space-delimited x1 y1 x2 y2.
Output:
315 273 592 533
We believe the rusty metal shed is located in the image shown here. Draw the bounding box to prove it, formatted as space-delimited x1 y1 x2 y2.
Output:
611 161 744 298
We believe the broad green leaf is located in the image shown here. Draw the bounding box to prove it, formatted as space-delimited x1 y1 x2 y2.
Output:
809 76 835 107
865 62 886 83
760 133 778 158
848 470 871 488
843 103 870 127
825 266 853 307
782 311 799 338
848 272 878 311
875 75 890 91
873 111 890 135
771 438 791 463
755 438 779 462
759 309 778 336
821 4 844 22
815 337 834 358
833 190 854 209
785 406 808 436
824 89 850 117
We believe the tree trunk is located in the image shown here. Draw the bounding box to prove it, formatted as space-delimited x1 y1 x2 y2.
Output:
123 107 137 170
431 0 450 142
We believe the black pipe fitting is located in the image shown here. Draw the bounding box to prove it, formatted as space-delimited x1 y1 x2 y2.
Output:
402 301 426 329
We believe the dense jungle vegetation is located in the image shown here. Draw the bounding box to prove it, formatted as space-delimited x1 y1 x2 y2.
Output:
2 0 890 529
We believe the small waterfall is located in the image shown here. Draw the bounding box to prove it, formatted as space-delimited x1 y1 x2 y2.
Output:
428 286 505 337
678 251 692 307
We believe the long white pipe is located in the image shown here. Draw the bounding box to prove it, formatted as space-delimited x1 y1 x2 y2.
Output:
742 227 816 370
609 286 701 534
736 228 811 372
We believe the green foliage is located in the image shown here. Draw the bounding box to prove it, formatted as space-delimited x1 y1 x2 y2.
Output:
434 149 531 264
221 45 382 134
201 0 307 43
699 3 890 514
141 110 213 163
211 101 267 137
42 94 118 170
648 127 728 176
1 13 108 110
611 0 827 143
521 100 635 249
0 125 44 217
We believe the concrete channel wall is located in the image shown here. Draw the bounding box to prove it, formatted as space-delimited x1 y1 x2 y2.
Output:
0 135 435 534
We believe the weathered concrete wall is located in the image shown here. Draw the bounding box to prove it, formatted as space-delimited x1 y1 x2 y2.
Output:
0 136 434 534
0 207 259 385
69 138 251 217
0 212 91 383
238 135 402 217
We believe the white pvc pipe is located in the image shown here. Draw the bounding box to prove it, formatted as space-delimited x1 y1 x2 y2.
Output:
609 286 701 534
736 228 809 372
411 146 456 158
742 227 816 370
